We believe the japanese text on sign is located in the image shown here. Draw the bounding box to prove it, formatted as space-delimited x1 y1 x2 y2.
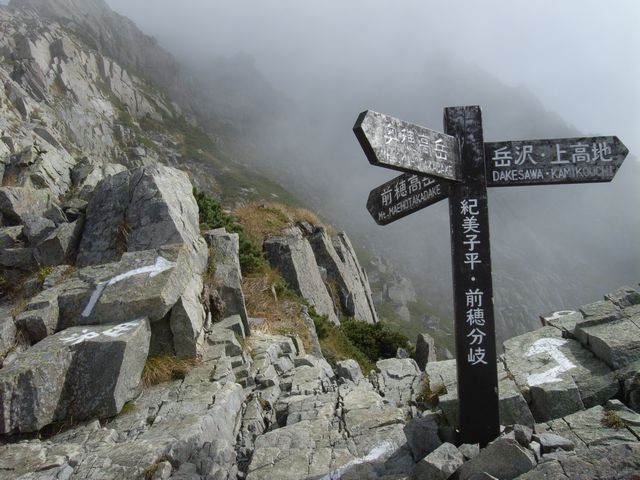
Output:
491 142 612 168
461 198 487 367
381 175 436 206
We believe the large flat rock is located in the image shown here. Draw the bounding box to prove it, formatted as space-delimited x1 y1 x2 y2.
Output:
516 443 640 480
426 359 535 427
535 402 640 448
503 326 618 422
572 294 640 370
0 319 150 434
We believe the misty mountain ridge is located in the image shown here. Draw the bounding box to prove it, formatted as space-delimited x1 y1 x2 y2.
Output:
6 0 638 346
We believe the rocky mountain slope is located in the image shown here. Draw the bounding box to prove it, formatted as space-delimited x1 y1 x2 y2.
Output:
0 1 638 479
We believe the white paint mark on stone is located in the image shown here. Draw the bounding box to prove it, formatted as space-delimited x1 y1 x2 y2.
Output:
60 329 100 345
81 256 175 317
525 337 576 386
61 320 141 345
544 310 578 322
318 441 396 480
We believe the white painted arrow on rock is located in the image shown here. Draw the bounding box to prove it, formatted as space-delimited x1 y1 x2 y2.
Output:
82 256 175 318
525 337 576 387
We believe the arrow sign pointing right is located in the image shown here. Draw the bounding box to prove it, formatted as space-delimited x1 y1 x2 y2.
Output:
354 110 462 181
367 173 450 225
485 136 629 186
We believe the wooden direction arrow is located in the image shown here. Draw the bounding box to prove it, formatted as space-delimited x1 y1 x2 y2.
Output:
485 136 628 187
366 173 449 225
354 110 462 181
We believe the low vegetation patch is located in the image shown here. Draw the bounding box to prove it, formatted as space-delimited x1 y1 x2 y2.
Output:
36 265 54 283
195 189 265 274
142 355 198 387
312 312 374 374
119 400 136 416
416 378 447 407
340 319 412 362
602 410 626 430
234 202 335 244
242 266 312 351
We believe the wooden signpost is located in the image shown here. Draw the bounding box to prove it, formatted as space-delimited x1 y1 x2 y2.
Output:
354 106 629 446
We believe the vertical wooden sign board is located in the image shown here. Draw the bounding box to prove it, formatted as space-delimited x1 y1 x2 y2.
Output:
444 106 499 445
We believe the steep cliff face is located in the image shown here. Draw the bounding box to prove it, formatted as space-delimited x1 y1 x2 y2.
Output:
0 4 177 170
9 0 183 90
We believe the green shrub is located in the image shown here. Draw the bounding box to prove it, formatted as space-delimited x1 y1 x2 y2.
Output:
340 319 411 362
194 188 265 274
36 265 54 283
308 309 374 373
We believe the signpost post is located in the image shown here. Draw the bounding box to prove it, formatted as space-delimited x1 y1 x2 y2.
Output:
354 106 629 446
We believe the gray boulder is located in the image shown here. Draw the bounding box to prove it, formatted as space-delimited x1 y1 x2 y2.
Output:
0 308 17 360
456 438 536 480
415 333 436 370
0 186 52 224
77 164 203 267
308 229 378 324
531 432 575 453
403 413 442 461
426 359 535 428
0 319 150 433
0 246 35 269
24 141 76 197
605 286 640 308
516 443 640 479
573 301 640 369
21 213 55 244
170 275 206 358
15 289 59 343
374 358 422 409
71 160 128 200
264 227 338 324
336 359 365 384
536 403 640 448
540 309 583 336
203 228 249 334
300 304 323 357
503 326 618 422
412 442 464 480
34 218 84 265
0 226 23 249
618 359 640 411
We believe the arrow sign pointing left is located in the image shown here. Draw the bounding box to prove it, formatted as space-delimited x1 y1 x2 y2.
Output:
367 173 450 225
354 110 462 181
82 256 176 317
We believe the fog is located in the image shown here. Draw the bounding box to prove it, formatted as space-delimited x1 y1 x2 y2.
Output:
100 0 640 340
105 0 639 155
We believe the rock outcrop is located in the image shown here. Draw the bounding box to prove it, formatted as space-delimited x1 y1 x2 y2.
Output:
308 229 378 324
264 227 339 324
264 225 379 325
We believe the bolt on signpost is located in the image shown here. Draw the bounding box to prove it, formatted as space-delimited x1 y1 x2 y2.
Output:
354 106 629 446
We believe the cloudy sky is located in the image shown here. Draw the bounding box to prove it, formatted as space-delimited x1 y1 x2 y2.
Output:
105 0 640 155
